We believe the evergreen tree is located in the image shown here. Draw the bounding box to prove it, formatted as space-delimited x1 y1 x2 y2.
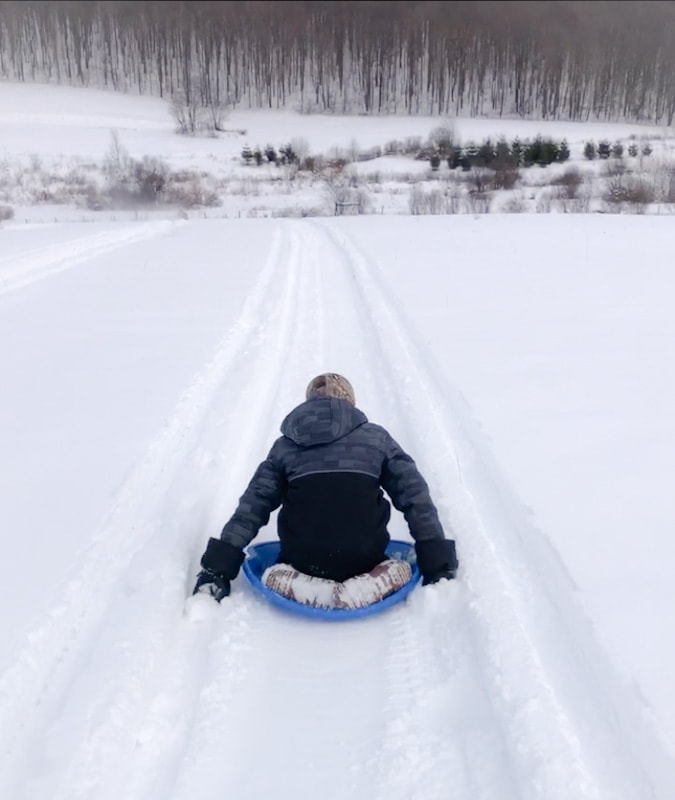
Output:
511 137 523 166
279 144 298 164
540 139 559 165
523 137 544 166
464 141 480 166
495 138 511 163
557 139 570 162
583 141 597 160
448 147 463 170
597 140 611 158
476 138 496 166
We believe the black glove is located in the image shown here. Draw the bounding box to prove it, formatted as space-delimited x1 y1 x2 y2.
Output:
422 567 456 586
193 569 231 601
192 538 245 602
415 538 459 585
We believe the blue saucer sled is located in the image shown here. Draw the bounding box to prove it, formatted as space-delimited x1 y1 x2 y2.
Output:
242 540 421 620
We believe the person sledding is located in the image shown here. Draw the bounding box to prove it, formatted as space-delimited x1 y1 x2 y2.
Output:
193 373 458 609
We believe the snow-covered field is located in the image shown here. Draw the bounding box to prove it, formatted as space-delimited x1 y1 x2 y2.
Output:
1 83 675 799
3 81 675 220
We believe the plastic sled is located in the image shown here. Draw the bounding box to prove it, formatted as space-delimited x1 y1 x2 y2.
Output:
242 540 421 621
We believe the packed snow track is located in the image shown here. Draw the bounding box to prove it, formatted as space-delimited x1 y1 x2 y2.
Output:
0 219 671 800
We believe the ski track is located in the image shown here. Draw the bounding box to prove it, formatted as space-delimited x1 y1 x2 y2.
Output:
0 220 181 294
0 219 671 800
313 220 672 800
0 221 296 798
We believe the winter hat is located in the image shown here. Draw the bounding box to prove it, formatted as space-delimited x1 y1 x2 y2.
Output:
305 373 356 405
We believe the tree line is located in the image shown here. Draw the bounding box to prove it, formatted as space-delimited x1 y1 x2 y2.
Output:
1 1 675 124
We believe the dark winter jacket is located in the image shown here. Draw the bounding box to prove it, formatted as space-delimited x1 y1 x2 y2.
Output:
207 397 457 583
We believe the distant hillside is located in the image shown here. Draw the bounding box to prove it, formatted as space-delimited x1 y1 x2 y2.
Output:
1 1 675 123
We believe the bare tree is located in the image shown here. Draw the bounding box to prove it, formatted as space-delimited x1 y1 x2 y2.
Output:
1 1 675 123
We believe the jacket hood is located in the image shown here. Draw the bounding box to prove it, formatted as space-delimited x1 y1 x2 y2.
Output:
281 397 367 447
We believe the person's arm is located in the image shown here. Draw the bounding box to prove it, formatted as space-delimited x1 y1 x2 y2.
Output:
220 448 287 550
194 445 286 600
380 432 458 583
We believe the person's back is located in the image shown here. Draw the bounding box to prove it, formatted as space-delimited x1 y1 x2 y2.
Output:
272 395 390 580
193 373 458 602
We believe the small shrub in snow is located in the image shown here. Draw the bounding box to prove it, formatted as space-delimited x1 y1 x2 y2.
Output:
444 185 463 214
409 186 446 215
0 204 14 221
491 159 520 190
600 159 628 178
84 186 106 210
603 176 654 212
554 187 592 214
321 163 367 215
101 133 220 209
648 159 675 202
272 205 324 218
29 154 43 172
169 91 223 136
427 125 455 156
171 91 202 134
551 166 584 198
465 167 492 194
164 178 220 208
300 154 324 173
502 194 527 213
357 146 382 162
63 166 89 187
229 177 262 197
103 131 132 181
536 191 553 213
407 185 422 213
403 136 422 154
133 156 169 202
327 186 368 216
464 192 492 214
289 137 310 163
362 170 382 184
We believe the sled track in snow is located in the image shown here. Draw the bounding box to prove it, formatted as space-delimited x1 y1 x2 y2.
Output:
311 221 671 800
0 220 671 800
0 220 182 294
0 222 315 799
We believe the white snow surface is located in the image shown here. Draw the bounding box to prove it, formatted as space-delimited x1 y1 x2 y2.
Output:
1 84 675 800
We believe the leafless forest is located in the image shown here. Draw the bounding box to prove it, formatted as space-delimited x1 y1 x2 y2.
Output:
1 1 675 123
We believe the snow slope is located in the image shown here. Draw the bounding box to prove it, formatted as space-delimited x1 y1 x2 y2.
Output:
0 216 673 800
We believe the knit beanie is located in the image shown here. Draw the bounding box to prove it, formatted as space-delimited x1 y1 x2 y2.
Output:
305 373 356 405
